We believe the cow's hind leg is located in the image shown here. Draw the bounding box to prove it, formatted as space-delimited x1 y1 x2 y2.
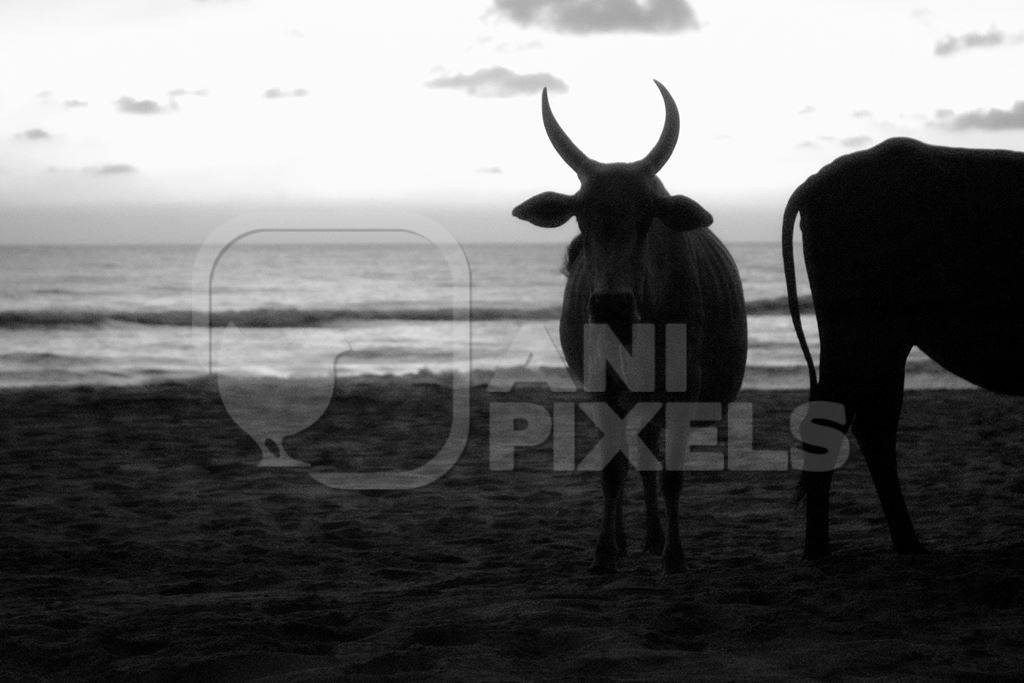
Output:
800 454 835 558
591 453 627 573
799 312 908 559
851 348 923 554
614 490 626 557
801 328 918 557
798 376 853 559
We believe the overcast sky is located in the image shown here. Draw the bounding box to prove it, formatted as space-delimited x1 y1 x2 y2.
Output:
2 0 1023 242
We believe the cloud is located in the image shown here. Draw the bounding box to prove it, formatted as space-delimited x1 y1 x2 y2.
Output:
85 164 138 175
799 136 874 150
169 88 209 98
15 128 51 141
797 105 816 115
944 101 1024 131
490 0 698 34
851 110 871 119
911 8 932 23
167 89 209 110
426 66 567 97
116 96 166 114
934 28 1021 56
477 166 503 174
64 99 88 109
264 87 308 99
495 39 543 52
839 136 873 148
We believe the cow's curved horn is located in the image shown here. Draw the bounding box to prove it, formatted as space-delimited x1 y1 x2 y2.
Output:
632 80 679 174
542 87 595 175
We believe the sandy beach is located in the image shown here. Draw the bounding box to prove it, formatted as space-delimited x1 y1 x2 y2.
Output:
2 379 1023 679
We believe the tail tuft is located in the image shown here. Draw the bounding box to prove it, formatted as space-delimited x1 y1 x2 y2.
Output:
792 471 810 505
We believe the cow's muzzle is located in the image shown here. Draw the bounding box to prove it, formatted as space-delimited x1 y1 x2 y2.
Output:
588 293 639 345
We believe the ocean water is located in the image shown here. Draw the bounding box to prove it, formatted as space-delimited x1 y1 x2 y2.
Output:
0 240 970 389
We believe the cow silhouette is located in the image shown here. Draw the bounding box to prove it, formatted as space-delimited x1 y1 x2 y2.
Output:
514 81 747 573
783 137 1024 558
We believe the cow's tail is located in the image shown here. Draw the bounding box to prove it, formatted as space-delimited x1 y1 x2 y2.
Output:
784 187 819 506
782 187 817 391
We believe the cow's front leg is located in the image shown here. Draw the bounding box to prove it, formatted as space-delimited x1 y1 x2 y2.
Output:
592 453 627 573
661 395 698 573
640 470 664 554
659 470 685 573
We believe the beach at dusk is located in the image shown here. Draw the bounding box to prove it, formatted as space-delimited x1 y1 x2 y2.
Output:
3 380 1024 678
5 0 1024 678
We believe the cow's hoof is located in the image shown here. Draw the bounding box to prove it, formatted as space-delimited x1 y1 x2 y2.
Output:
590 538 619 574
803 541 831 561
662 546 686 574
643 539 664 556
643 529 665 556
894 539 928 555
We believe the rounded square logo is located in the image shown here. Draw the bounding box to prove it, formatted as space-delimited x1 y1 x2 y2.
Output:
191 208 470 489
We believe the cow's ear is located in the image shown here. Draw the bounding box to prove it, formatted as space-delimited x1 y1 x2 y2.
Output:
655 195 713 231
513 192 576 228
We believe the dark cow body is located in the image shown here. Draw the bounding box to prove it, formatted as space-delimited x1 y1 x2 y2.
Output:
560 225 746 407
784 136 1024 558
514 82 746 572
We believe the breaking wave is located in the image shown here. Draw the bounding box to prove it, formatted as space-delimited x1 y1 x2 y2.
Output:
0 306 561 328
0 297 811 329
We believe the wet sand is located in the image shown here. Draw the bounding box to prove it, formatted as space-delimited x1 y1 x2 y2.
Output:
2 379 1023 679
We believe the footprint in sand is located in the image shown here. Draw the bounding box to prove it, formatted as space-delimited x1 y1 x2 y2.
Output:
215 323 350 468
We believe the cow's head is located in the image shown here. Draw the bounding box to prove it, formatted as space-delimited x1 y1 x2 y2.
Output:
513 81 712 326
